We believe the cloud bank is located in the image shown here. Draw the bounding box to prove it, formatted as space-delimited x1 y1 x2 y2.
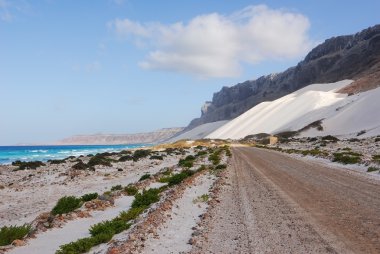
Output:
110 5 313 78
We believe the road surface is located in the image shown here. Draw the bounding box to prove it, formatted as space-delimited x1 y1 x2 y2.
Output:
192 147 380 254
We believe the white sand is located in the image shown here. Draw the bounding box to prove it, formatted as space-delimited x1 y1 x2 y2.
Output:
141 173 216 254
9 195 134 254
207 80 353 139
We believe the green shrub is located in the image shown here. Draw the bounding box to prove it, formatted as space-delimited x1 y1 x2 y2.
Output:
367 166 380 172
87 155 112 167
193 194 209 203
139 173 151 182
81 193 98 202
132 188 160 208
118 155 133 162
167 170 194 186
133 149 151 161
321 135 339 142
333 152 361 164
215 164 227 170
208 153 220 165
12 160 45 170
48 159 66 164
124 185 138 196
178 160 193 168
89 218 129 237
119 207 146 222
0 224 31 246
52 196 82 215
196 151 207 157
111 185 122 191
372 155 380 163
72 161 88 170
149 155 163 160
56 232 115 254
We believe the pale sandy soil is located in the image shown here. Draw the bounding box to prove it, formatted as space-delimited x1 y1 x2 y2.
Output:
0 154 180 227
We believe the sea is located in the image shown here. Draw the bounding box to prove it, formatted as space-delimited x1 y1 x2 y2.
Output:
0 144 148 165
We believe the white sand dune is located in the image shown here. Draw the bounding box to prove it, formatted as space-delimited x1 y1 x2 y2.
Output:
169 120 229 141
207 80 380 139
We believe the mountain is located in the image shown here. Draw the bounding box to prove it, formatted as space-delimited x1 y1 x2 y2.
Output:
55 128 183 145
207 80 380 139
186 24 380 131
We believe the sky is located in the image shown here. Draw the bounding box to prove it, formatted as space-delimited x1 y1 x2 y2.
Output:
0 0 379 145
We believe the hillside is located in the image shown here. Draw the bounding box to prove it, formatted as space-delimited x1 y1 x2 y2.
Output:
186 24 380 130
206 80 380 139
55 128 183 145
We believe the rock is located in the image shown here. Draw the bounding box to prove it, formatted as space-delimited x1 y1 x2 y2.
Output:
12 239 26 246
43 222 50 228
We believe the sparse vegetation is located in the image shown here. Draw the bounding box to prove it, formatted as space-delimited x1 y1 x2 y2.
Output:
124 185 138 196
139 173 151 181
322 135 339 142
372 155 380 163
193 194 209 203
110 185 123 191
149 155 163 160
0 224 31 246
12 160 45 170
81 193 98 202
72 161 87 170
51 196 82 215
367 166 379 172
131 188 160 208
333 152 362 164
119 207 145 221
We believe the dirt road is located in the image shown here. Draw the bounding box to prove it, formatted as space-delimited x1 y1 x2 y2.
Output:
192 147 380 254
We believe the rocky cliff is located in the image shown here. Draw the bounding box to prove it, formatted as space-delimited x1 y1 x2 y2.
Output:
55 128 184 145
187 24 380 130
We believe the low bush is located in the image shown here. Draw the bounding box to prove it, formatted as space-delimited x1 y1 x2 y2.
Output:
87 155 112 167
139 173 151 182
193 194 209 203
52 196 82 215
48 159 66 164
124 185 138 196
167 170 194 186
12 160 45 170
0 224 31 246
118 155 133 162
131 188 160 208
72 161 87 170
133 149 151 161
56 221 128 254
208 153 220 165
333 152 362 164
89 218 129 237
149 155 163 160
81 193 98 202
321 135 339 142
111 185 123 191
119 206 146 222
196 151 207 157
367 166 380 172
372 155 380 163
215 164 227 170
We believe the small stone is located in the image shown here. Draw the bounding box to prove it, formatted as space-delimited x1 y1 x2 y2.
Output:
12 239 26 246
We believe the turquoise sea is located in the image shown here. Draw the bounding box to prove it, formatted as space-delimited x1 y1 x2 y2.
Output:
0 144 147 165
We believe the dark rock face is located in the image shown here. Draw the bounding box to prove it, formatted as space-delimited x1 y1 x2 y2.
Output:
187 24 380 130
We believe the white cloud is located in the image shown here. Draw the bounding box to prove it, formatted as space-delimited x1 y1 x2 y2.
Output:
110 5 314 78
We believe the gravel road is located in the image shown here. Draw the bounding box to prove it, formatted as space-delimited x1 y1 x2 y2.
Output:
192 147 380 254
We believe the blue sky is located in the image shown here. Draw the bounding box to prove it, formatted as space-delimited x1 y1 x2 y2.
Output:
0 0 379 145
